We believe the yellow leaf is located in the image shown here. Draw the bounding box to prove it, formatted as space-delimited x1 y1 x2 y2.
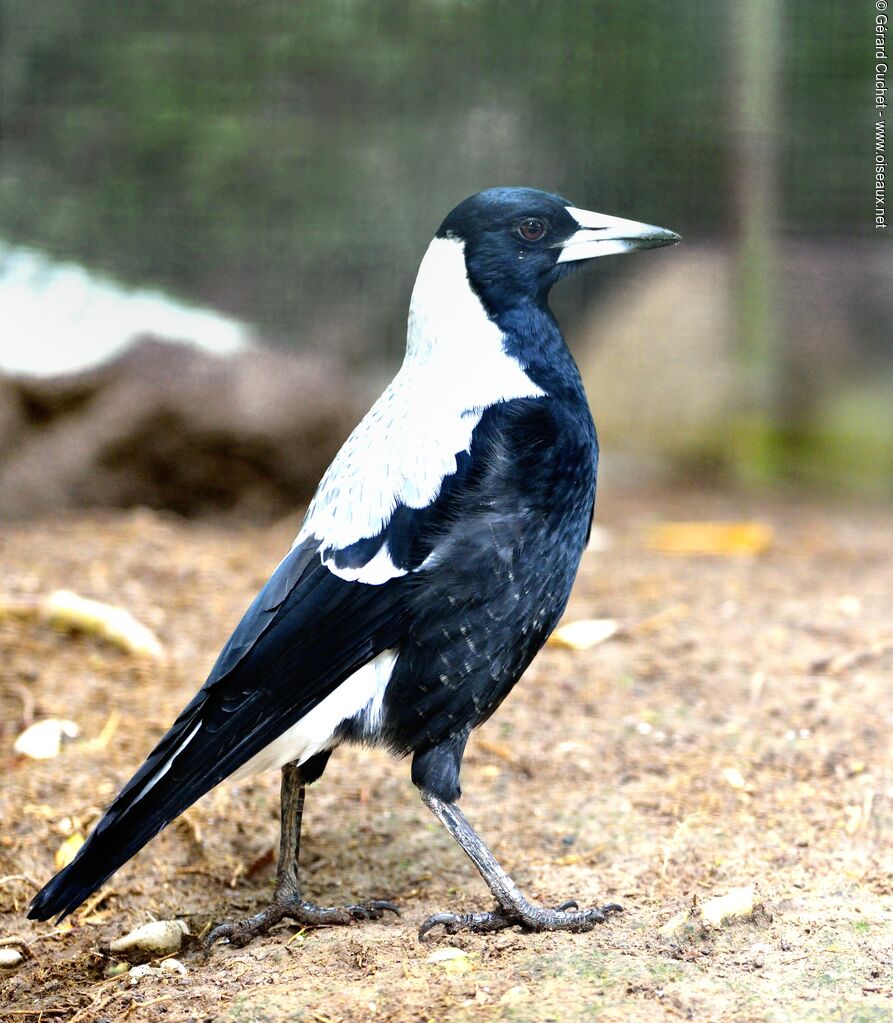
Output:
549 618 619 651
647 522 773 556
426 947 474 974
55 833 85 869
42 590 166 660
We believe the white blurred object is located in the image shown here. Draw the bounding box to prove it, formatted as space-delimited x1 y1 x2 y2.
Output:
586 524 612 552
0 240 253 377
110 919 189 961
14 718 80 760
548 618 619 651
42 590 166 660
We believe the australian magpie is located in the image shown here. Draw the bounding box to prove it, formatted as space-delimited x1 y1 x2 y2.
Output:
29 187 679 943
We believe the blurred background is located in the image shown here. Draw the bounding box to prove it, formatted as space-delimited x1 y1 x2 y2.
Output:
0 0 888 519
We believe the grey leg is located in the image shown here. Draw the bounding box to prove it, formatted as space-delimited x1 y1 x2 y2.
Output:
418 791 622 940
205 762 397 952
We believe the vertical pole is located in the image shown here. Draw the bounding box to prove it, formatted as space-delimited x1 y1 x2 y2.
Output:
731 0 784 479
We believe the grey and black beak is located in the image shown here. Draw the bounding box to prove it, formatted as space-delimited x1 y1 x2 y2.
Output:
556 206 681 263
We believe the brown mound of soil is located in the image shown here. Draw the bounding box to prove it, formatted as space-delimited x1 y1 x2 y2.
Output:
0 338 360 519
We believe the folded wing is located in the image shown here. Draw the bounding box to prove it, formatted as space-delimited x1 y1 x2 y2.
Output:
28 541 408 920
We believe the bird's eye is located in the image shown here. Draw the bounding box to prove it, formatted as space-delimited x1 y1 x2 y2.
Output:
515 218 548 243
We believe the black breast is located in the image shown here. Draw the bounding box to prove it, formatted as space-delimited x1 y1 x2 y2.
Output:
374 394 597 754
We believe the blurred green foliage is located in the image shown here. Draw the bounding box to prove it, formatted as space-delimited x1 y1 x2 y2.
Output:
0 1 866 339
0 1 887 491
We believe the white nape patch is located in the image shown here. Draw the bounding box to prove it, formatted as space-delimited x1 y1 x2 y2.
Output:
557 207 676 263
131 720 202 805
230 649 398 780
322 542 407 584
295 236 544 556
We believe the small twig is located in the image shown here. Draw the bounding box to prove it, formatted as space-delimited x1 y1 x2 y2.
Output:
632 602 691 634
811 638 893 676
0 875 39 890
0 682 35 729
0 936 32 959
122 995 174 1018
474 737 532 776
81 710 122 753
172 809 203 849
75 887 115 921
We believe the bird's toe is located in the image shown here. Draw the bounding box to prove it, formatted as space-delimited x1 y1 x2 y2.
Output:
418 899 622 942
346 899 401 921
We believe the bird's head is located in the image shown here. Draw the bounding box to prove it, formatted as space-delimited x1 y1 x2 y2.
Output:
435 186 680 314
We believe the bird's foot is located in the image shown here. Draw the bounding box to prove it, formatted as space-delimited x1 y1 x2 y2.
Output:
205 896 399 952
418 898 622 941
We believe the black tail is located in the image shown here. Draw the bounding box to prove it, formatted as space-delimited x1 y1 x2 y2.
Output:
28 807 177 921
28 697 213 921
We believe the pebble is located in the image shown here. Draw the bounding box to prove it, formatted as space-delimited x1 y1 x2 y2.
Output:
0 948 24 969
127 963 157 985
160 957 188 976
127 958 188 985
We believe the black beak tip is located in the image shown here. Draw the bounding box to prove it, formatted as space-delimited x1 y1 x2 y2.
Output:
637 228 681 250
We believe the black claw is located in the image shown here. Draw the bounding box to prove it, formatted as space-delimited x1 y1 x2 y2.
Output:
204 921 242 955
371 899 401 916
418 897 622 942
346 899 401 921
418 912 462 940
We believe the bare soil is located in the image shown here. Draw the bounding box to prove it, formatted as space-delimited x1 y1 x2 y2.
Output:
1 487 891 1022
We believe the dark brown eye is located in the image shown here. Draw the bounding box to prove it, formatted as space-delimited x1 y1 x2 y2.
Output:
516 217 548 242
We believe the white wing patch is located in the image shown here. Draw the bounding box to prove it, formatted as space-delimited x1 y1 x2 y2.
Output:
322 542 408 584
296 236 544 565
131 720 202 806
230 649 398 779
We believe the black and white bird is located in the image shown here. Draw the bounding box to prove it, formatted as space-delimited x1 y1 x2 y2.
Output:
29 187 679 943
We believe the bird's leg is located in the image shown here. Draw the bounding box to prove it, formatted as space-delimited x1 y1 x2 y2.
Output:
205 758 397 951
417 791 622 940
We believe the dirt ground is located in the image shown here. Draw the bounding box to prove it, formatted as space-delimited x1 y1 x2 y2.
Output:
1 486 891 1022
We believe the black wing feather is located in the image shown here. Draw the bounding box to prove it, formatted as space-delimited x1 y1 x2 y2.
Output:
29 541 407 921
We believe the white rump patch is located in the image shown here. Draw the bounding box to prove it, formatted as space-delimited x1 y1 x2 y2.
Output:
295 236 544 557
231 649 398 779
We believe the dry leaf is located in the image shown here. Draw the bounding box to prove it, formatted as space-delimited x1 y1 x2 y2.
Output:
42 590 166 660
14 719 80 760
55 833 85 869
721 767 747 790
426 947 473 974
700 884 760 926
647 522 773 556
549 618 619 651
660 884 761 938
426 947 468 963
